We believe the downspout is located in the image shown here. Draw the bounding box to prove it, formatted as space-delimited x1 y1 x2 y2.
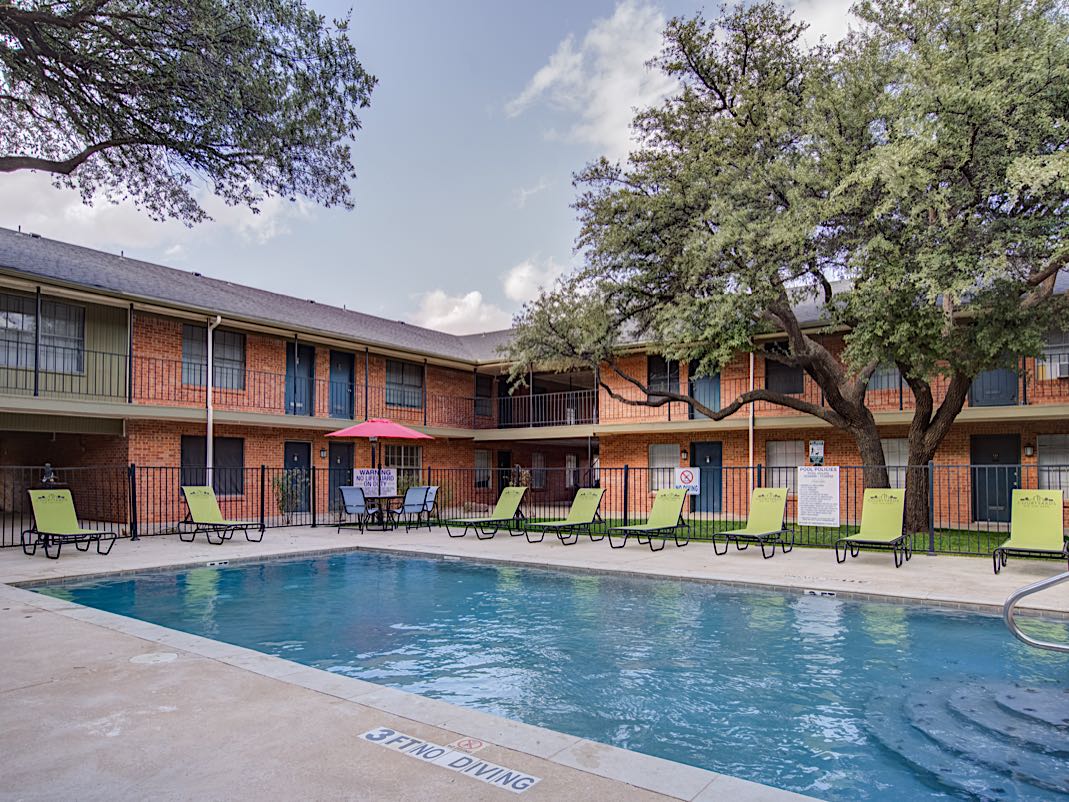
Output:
748 351 755 489
206 315 222 483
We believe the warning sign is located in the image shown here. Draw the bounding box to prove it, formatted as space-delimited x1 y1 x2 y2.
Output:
673 467 701 496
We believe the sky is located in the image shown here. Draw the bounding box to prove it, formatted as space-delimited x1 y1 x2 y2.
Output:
0 0 854 335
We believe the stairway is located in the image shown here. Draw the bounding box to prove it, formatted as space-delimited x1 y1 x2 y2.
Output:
865 680 1069 800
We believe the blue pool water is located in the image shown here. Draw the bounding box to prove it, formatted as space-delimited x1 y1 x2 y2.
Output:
39 552 1069 801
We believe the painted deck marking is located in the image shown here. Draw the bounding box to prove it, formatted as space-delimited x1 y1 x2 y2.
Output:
360 727 540 794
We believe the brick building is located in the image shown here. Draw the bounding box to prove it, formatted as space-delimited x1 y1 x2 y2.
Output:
1 227 1068 533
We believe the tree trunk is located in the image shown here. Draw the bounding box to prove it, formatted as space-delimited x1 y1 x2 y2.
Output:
903 439 938 537
853 422 890 489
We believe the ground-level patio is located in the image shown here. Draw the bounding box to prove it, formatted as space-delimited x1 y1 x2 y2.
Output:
2 529 1066 801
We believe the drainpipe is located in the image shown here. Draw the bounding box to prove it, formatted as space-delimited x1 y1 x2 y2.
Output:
748 351 755 490
206 315 222 483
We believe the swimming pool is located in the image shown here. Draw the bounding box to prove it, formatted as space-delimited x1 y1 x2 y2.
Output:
38 551 1069 801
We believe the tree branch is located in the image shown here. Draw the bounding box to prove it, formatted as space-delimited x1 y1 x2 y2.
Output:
0 139 139 175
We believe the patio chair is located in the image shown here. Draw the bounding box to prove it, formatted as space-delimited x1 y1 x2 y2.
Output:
445 486 527 540
712 487 791 559
21 489 117 560
387 486 431 532
524 488 606 545
179 485 264 545
607 488 689 552
338 486 379 533
422 485 440 527
992 489 1067 574
835 489 910 568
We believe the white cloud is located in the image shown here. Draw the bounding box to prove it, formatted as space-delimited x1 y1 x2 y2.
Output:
411 290 511 334
503 257 567 303
790 0 857 45
511 177 550 208
0 170 309 255
504 0 676 160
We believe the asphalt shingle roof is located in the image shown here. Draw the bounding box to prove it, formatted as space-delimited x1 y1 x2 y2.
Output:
0 227 490 362
1 227 1064 363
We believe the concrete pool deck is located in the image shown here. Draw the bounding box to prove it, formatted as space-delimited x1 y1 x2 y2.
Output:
2 530 1066 801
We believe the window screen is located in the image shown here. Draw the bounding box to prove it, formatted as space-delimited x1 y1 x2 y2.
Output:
881 438 909 489
1038 332 1069 379
180 436 245 495
385 444 422 486
531 452 546 489
475 375 493 417
868 364 901 392
647 355 679 399
386 360 423 408
475 449 491 488
0 292 84 373
1039 434 1069 499
765 440 804 494
182 325 246 390
648 444 680 491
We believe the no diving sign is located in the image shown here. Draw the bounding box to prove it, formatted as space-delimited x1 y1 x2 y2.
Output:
361 727 540 794
674 467 700 495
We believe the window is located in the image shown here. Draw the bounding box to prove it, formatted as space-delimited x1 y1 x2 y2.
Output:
648 444 680 491
386 359 423 408
868 363 901 392
765 440 804 494
0 292 84 373
385 444 422 487
182 325 246 390
881 438 909 489
475 449 491 488
531 452 546 489
475 375 493 417
1038 434 1069 500
180 436 245 495
765 345 804 395
647 355 679 400
566 454 579 488
1038 332 1069 380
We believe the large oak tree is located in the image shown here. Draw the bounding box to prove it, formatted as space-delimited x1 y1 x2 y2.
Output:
1 0 376 222
507 0 1069 531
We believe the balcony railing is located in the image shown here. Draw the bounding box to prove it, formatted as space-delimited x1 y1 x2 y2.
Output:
5 348 1069 429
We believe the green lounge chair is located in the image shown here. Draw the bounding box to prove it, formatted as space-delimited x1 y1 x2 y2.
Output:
445 486 527 540
713 487 791 559
180 485 264 545
524 488 606 545
835 489 910 567
607 488 689 552
992 489 1067 574
21 489 117 560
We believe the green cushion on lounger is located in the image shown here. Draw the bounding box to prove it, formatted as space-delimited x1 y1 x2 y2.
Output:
997 489 1065 553
613 488 688 533
528 488 605 529
451 485 527 525
721 488 788 537
181 486 255 527
28 489 107 538
842 489 906 544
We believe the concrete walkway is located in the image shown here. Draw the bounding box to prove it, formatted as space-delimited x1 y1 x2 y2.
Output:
2 528 1066 801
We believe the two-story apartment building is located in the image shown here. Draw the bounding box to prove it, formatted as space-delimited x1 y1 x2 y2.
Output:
2 227 1068 530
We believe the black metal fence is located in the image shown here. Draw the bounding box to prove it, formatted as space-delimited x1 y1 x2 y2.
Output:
2 462 1066 557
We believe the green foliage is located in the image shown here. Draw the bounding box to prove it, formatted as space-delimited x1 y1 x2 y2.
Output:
0 0 376 223
508 0 1069 400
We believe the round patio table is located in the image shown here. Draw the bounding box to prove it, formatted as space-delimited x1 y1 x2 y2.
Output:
364 493 402 531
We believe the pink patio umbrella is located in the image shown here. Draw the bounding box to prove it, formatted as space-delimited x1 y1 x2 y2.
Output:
326 418 433 496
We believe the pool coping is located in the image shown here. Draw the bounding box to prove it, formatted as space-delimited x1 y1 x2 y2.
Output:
15 539 1069 621
0 580 816 802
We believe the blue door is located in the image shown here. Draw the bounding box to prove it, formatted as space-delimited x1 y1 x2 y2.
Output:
691 442 722 513
689 368 721 420
329 350 354 419
286 344 315 415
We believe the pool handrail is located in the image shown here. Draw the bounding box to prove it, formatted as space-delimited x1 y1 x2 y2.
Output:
1003 570 1069 654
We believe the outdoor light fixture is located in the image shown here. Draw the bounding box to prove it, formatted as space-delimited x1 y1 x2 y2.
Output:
680 448 689 462
1024 444 1035 458
320 448 327 459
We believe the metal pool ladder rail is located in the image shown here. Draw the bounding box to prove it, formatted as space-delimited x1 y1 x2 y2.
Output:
1003 570 1069 653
